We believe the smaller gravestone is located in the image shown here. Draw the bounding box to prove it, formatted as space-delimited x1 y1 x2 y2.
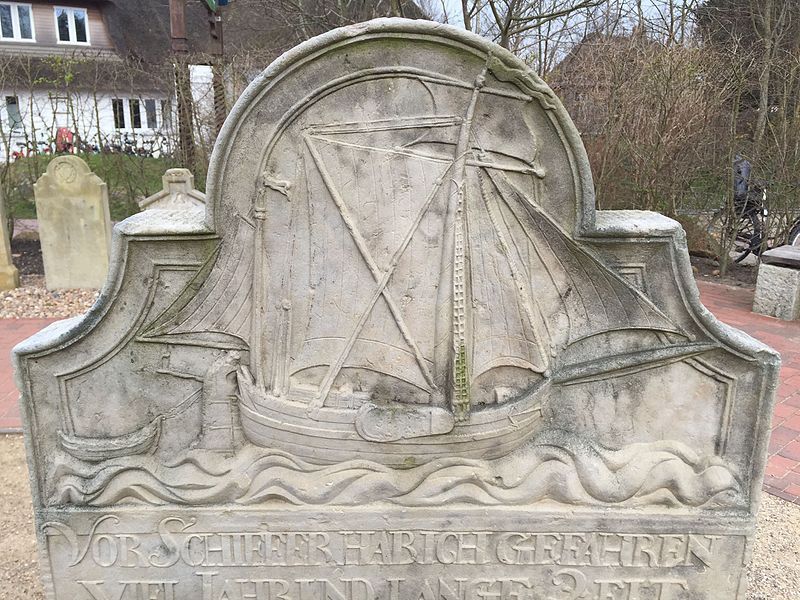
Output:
0 187 19 290
138 168 206 210
753 245 800 320
34 156 112 290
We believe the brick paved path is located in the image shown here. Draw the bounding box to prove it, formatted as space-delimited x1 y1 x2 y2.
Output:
0 318 56 430
1 281 799 503
696 281 800 503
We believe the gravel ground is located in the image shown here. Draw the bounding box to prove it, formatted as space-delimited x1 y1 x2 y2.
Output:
1 236 99 319
0 275 98 319
0 435 797 599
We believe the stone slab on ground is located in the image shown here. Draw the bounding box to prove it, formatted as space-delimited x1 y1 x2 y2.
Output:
753 263 800 320
0 188 19 291
761 245 800 269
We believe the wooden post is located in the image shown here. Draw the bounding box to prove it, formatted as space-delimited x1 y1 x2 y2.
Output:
208 4 227 138
169 0 195 168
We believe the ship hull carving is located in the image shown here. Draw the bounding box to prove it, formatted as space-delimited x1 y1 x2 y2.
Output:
236 367 547 466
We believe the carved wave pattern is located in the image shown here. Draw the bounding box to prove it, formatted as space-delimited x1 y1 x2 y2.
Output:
51 430 741 509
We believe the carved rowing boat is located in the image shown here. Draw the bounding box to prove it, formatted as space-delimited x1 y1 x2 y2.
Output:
58 419 162 462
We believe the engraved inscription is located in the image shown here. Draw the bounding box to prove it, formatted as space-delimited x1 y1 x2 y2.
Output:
45 516 744 600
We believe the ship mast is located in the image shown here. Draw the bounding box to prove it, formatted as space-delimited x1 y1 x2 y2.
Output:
434 65 486 421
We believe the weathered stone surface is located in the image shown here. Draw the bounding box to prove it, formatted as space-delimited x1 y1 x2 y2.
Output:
0 187 19 290
754 262 800 320
138 168 206 210
34 156 112 289
15 20 778 600
760 244 800 269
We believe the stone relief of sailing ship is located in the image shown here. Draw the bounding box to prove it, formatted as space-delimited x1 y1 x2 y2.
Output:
54 61 714 469
17 22 777 512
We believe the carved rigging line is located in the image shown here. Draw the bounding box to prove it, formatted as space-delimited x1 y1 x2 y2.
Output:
305 136 452 406
307 115 460 135
309 135 538 175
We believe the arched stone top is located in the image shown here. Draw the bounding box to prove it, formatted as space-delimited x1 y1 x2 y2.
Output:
41 155 97 191
206 18 595 240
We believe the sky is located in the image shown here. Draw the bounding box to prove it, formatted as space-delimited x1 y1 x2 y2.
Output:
435 0 465 26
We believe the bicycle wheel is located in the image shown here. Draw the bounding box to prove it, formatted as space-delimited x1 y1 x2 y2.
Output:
732 212 762 263
789 220 800 247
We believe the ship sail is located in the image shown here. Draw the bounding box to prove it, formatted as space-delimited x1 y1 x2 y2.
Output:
478 166 681 352
140 217 255 349
288 127 455 405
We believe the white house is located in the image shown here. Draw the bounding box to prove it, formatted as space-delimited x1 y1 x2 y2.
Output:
0 0 429 163
0 1 179 160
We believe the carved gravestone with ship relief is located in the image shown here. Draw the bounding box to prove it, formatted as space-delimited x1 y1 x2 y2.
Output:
15 19 778 600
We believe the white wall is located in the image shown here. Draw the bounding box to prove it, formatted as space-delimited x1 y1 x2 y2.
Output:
0 66 221 162
190 64 215 149
0 89 175 162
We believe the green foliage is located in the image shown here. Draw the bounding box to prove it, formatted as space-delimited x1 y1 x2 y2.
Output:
3 153 206 222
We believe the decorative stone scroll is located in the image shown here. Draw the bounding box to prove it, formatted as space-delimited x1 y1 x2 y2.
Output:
15 19 778 600
33 155 112 289
138 168 206 211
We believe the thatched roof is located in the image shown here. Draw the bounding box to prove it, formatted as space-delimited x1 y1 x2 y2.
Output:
0 1 428 92
104 0 427 64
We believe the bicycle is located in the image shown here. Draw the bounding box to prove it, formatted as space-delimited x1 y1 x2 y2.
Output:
710 179 800 259
705 181 767 264
790 218 800 247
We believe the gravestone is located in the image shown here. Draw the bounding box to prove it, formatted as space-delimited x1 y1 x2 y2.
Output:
0 187 19 290
138 168 206 211
15 20 778 600
34 155 112 290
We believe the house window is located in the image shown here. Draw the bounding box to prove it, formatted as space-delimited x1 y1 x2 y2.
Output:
5 95 21 130
55 6 88 44
0 3 34 42
112 98 125 129
129 99 141 129
144 99 157 129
